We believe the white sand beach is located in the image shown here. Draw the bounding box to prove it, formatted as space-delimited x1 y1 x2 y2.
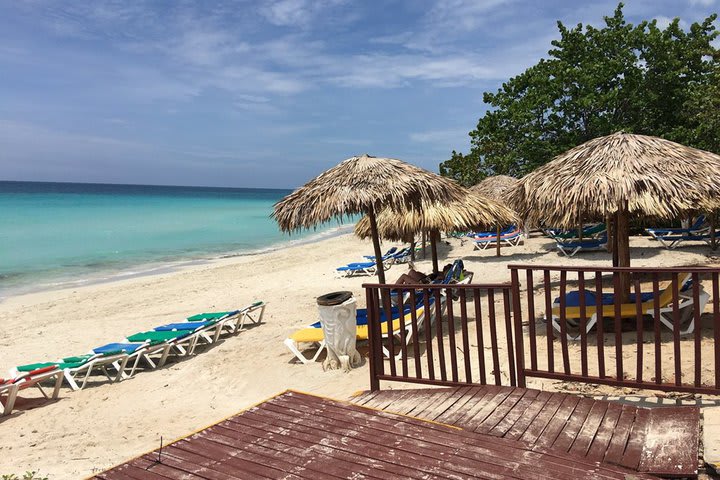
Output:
1 232 718 478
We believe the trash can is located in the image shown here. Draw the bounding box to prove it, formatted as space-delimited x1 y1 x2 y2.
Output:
317 291 361 371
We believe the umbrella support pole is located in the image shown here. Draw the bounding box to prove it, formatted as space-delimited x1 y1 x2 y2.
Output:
367 205 387 284
711 211 717 251
431 230 440 274
496 225 501 257
615 206 631 302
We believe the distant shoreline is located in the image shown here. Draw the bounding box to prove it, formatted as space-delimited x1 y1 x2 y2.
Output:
0 223 356 301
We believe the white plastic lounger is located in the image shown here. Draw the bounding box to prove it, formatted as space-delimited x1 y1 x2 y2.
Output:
473 230 523 250
1 366 64 416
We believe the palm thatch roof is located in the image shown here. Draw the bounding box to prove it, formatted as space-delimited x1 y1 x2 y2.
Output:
471 175 519 203
354 190 517 241
511 132 720 228
273 154 467 232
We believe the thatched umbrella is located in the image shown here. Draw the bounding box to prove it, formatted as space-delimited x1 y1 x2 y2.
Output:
511 131 720 297
273 154 467 283
354 190 517 273
471 175 520 257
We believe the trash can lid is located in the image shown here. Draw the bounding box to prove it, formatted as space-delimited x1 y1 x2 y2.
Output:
317 291 353 306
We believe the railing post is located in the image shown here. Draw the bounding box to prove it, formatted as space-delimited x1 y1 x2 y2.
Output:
510 268 526 387
365 286 380 391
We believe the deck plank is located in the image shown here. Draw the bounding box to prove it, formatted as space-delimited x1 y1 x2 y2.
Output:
96 391 660 480
350 386 699 478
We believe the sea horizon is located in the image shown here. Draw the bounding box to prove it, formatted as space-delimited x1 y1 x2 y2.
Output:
0 180 352 300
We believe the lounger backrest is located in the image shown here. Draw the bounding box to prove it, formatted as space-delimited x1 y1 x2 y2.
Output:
648 273 692 308
691 215 706 230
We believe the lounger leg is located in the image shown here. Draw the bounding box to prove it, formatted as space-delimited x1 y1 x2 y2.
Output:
157 345 173 368
51 371 63 399
1 385 19 416
63 369 82 391
283 338 325 364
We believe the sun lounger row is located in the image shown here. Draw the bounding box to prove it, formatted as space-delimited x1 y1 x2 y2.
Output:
1 302 265 416
337 246 413 277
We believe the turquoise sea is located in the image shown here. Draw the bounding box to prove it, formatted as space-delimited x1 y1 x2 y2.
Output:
0 181 349 299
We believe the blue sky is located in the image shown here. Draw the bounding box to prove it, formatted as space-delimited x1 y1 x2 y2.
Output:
1 0 717 189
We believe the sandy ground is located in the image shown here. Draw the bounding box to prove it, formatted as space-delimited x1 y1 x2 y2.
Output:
1 231 718 478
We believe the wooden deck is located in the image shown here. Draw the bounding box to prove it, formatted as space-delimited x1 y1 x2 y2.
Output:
353 385 700 478
96 390 659 480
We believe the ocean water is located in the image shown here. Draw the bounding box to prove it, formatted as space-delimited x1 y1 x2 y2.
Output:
0 181 349 298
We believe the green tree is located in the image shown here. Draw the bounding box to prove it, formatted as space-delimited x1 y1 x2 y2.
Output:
440 4 719 182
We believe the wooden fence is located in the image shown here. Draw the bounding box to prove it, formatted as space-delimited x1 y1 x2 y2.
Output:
364 265 720 395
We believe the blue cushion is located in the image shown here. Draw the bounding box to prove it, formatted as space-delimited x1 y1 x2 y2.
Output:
93 342 144 354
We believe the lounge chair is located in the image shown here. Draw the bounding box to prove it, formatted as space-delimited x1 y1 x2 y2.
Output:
14 351 131 391
336 261 380 277
363 247 398 261
646 216 711 249
472 225 517 238
187 301 266 335
556 234 608 257
547 223 606 241
550 274 709 341
473 228 523 250
1 366 63 416
389 246 412 264
124 330 197 368
646 216 707 237
284 295 438 364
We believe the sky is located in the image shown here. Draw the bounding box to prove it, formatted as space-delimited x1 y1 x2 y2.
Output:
1 0 718 189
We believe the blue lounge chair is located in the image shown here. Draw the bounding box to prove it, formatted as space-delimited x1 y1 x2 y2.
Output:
550 274 708 340
472 225 516 238
556 234 608 257
546 223 607 241
363 246 398 261
646 217 711 249
336 261 381 277
389 246 412 264
646 216 707 238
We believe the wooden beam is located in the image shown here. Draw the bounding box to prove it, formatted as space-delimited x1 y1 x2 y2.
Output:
431 230 439 274
367 205 386 284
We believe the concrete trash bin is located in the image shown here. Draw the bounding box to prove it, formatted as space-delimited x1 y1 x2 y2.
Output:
317 291 361 371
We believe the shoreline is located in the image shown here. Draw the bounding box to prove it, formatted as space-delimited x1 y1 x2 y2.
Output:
0 223 356 303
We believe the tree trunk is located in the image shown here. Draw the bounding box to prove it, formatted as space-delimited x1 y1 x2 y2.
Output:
431 230 440 274
496 224 501 257
367 205 386 284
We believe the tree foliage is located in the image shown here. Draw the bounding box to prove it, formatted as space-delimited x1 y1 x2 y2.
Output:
440 4 719 186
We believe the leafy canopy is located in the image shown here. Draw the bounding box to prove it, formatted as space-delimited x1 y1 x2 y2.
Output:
439 4 720 186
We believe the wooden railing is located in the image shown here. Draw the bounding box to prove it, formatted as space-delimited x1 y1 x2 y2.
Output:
509 265 720 395
364 265 720 395
363 283 517 391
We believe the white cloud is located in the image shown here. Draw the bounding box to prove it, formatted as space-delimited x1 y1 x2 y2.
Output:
688 0 716 5
258 0 347 27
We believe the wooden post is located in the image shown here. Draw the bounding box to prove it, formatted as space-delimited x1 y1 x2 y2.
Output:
496 224 501 257
578 213 584 242
606 214 613 254
410 235 416 261
422 231 427 259
367 205 386 284
431 230 440 274
711 211 717 251
615 203 631 302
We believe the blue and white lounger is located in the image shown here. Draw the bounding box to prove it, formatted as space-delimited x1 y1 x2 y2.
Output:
473 229 522 250
556 235 608 257
363 247 398 261
336 261 378 277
